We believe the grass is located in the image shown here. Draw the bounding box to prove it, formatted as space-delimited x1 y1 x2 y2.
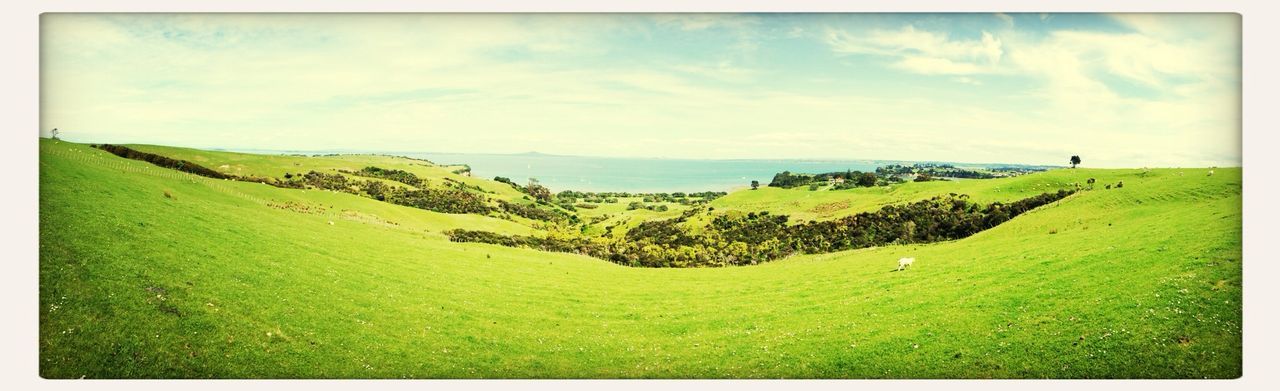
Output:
711 170 1172 223
124 143 529 201
39 139 1241 378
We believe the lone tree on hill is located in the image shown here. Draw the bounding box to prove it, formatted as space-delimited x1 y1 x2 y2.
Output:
51 128 60 140
1070 155 1082 168
750 180 760 190
526 178 553 203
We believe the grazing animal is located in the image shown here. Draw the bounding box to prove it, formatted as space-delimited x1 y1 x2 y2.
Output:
1208 170 1215 176
897 257 915 271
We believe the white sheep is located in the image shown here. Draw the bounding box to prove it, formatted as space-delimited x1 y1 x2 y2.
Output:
1208 170 1215 176
897 257 915 271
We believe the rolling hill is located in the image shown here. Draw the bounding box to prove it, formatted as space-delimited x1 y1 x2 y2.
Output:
38 139 1241 378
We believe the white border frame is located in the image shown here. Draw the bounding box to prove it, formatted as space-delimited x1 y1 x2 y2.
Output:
3 1 1275 390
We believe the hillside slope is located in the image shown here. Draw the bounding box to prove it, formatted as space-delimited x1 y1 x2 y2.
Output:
39 139 1241 378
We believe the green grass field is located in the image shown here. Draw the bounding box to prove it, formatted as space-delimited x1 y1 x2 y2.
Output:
39 139 1241 378
124 143 530 200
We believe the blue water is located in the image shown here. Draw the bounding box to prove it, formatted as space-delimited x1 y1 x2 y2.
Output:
410 152 892 193
223 147 1047 193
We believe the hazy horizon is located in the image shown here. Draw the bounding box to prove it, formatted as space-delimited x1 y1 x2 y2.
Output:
42 13 1241 168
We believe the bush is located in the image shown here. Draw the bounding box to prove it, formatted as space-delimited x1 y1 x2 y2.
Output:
389 188 491 214
498 200 570 222
94 144 233 179
352 166 423 187
450 189 1075 268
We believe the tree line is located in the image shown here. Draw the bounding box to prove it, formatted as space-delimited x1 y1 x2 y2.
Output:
93 144 561 220
769 170 886 189
447 189 1075 268
95 144 236 180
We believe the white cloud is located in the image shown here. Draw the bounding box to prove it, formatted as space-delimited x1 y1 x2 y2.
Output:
893 56 984 75
825 25 1003 75
816 15 1239 166
995 13 1014 27
652 14 760 31
41 14 1240 168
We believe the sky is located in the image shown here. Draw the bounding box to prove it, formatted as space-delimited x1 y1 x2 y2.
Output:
41 13 1240 167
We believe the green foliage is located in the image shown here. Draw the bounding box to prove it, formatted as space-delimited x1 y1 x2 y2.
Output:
353 166 425 187
94 144 233 179
450 190 1075 268
877 163 1020 180
771 170 878 189
39 140 1242 379
768 171 811 188
497 200 569 223
526 178 553 203
388 188 491 214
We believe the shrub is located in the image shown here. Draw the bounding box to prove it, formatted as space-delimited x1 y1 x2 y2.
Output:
93 144 232 179
353 166 423 187
389 188 491 214
498 200 569 222
450 189 1075 268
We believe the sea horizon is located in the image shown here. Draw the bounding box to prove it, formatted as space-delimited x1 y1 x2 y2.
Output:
209 146 1058 193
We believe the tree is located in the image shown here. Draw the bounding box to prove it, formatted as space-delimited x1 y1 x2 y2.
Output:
526 178 552 203
51 128 60 140
857 172 878 187
1070 155 1081 168
750 180 760 190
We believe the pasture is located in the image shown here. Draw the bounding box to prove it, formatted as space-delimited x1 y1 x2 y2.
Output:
39 139 1241 378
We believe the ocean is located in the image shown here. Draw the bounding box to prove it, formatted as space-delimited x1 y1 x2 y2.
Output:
410 152 892 193
224 147 1047 193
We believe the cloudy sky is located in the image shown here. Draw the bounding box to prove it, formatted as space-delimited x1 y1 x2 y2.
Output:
42 13 1240 167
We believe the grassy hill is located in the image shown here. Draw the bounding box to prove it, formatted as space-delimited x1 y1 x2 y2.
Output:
39 139 1241 378
711 169 1150 223
124 143 529 201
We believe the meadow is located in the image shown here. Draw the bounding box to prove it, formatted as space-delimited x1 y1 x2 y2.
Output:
38 139 1241 378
